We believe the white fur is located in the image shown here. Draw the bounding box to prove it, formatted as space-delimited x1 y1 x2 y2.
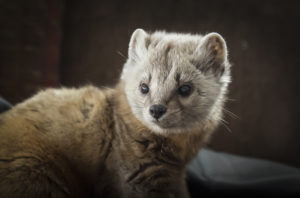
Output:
122 29 231 134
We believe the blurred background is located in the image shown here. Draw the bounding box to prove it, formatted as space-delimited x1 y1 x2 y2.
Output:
0 0 299 168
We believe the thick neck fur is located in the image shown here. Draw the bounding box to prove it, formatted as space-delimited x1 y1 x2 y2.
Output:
112 82 212 164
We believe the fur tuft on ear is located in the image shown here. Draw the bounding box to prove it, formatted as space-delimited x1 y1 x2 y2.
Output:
192 32 228 77
128 29 149 62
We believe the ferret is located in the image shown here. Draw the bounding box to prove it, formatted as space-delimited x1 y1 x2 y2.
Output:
0 29 231 198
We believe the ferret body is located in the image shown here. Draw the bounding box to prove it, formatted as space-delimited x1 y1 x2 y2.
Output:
0 29 231 198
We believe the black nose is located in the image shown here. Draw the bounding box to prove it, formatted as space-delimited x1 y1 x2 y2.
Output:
149 104 167 119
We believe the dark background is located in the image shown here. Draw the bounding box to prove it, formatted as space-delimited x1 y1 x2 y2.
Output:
1 0 299 168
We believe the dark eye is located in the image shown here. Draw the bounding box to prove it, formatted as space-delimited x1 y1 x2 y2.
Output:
140 83 149 94
178 85 192 97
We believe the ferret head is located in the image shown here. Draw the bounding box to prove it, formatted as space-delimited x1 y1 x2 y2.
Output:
121 29 231 134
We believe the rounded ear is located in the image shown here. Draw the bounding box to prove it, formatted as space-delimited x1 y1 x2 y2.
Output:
202 32 227 62
193 32 228 77
121 29 149 80
128 28 149 62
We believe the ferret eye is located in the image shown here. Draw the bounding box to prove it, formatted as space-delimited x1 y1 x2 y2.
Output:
178 85 192 97
140 83 149 94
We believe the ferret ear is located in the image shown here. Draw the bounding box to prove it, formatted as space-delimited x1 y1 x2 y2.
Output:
192 33 228 77
121 29 149 80
128 28 149 62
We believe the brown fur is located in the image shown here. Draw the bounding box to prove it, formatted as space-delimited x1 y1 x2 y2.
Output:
0 83 217 198
0 29 230 198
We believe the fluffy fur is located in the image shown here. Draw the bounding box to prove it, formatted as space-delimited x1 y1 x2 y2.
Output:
0 29 231 198
122 29 230 134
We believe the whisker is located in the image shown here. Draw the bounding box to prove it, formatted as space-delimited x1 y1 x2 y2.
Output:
116 51 127 60
220 118 229 124
222 108 240 120
227 98 237 102
219 119 232 133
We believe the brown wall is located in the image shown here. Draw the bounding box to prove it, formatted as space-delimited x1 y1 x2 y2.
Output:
0 0 63 103
1 0 300 167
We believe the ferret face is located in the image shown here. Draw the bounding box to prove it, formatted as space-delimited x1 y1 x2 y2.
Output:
121 29 231 134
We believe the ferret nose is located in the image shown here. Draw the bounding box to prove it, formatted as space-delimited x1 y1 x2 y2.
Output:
149 104 167 119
